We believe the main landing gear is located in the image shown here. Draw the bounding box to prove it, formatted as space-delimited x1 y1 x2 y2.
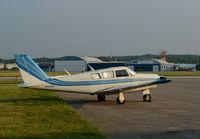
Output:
97 89 152 104
97 94 106 101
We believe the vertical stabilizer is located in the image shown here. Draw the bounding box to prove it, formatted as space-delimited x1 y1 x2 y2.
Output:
15 54 49 85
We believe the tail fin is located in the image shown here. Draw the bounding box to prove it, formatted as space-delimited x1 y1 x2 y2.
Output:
15 54 50 85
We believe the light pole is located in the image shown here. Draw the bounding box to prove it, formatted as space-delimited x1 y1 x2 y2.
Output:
199 55 200 71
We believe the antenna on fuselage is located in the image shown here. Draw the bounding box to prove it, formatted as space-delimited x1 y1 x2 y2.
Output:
64 69 71 75
88 65 95 71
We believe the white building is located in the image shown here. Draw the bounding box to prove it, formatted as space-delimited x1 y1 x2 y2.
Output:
6 63 18 70
128 58 174 71
174 64 197 71
152 59 174 71
0 63 18 70
0 63 4 69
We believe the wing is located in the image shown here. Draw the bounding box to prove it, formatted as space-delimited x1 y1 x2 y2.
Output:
94 78 171 95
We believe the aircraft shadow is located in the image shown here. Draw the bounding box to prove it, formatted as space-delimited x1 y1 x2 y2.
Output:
0 97 63 104
65 99 144 109
107 129 200 139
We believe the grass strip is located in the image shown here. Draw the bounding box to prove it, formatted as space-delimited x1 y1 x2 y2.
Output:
0 81 105 139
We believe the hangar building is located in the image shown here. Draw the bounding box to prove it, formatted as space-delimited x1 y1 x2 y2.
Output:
126 59 174 72
54 56 103 72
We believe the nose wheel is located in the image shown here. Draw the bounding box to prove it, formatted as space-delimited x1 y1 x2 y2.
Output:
116 97 126 104
143 94 151 102
116 92 126 104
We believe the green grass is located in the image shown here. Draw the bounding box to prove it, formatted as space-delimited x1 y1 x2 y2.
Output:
0 70 20 77
0 70 79 77
0 70 67 77
0 81 105 139
47 72 78 76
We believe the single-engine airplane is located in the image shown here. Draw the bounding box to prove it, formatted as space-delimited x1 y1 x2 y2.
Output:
15 54 171 104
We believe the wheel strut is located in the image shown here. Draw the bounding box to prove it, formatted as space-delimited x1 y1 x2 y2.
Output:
116 92 126 104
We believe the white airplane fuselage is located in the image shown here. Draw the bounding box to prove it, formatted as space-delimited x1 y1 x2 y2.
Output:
19 66 160 94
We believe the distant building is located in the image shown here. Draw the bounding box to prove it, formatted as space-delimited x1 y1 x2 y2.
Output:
0 63 4 69
53 56 197 72
54 56 103 72
153 59 174 71
126 58 174 72
197 64 200 71
5 63 18 70
0 63 18 70
174 64 197 71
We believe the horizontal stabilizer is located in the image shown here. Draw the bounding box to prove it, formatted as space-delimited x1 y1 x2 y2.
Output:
17 83 41 88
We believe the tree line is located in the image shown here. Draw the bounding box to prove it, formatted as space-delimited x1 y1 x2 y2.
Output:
1 54 200 64
99 54 200 64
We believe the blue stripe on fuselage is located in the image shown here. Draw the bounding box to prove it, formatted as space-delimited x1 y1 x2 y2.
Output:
45 78 135 86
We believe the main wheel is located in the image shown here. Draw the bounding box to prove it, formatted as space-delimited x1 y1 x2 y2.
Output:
97 94 106 101
116 97 125 104
143 94 151 102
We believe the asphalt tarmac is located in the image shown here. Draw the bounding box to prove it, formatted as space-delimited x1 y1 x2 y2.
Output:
56 77 200 139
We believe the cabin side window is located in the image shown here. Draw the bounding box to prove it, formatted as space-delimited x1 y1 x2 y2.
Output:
115 70 129 77
91 73 101 79
102 71 114 79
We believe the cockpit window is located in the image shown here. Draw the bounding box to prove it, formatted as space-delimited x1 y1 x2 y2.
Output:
127 69 136 76
115 70 129 77
102 71 114 79
91 73 101 79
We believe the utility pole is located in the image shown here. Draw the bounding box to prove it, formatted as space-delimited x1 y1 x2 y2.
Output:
180 55 183 64
109 51 112 62
199 55 200 71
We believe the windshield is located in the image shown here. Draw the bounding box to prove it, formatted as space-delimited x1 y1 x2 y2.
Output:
115 70 129 77
127 68 136 76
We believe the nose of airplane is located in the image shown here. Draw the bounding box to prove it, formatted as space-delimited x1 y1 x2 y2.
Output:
159 76 171 83
160 76 167 80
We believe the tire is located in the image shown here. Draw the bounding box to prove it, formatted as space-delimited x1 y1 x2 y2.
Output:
116 97 125 104
143 94 151 102
97 94 106 101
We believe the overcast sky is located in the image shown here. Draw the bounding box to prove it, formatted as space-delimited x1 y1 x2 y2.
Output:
1 0 200 58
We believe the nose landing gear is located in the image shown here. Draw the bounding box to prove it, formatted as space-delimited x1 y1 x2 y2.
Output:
143 94 152 102
116 92 126 104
